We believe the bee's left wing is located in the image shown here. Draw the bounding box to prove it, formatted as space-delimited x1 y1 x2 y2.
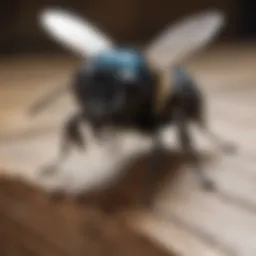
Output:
27 8 115 116
40 8 114 58
145 10 225 70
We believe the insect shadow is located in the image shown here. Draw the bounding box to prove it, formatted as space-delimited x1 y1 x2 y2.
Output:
68 148 214 213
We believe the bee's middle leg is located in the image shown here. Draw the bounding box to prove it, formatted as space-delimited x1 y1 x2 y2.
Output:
40 113 85 176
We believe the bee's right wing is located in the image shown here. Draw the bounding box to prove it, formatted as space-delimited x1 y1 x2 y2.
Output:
145 10 225 70
40 8 114 58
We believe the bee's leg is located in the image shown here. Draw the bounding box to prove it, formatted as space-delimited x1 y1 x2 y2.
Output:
63 113 85 150
145 131 165 206
40 113 85 176
195 116 237 154
200 125 236 154
175 110 215 190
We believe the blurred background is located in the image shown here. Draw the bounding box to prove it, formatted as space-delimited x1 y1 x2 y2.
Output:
0 0 255 55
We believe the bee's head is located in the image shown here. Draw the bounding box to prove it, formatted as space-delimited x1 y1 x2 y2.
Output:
76 48 155 122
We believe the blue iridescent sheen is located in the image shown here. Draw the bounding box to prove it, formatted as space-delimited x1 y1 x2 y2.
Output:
90 48 151 82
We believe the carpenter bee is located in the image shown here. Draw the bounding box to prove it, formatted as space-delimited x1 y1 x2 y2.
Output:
29 9 235 202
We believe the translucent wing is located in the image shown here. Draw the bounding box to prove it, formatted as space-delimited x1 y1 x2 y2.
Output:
145 10 225 69
40 8 114 57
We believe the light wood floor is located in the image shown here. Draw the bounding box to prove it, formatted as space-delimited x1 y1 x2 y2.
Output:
0 43 256 256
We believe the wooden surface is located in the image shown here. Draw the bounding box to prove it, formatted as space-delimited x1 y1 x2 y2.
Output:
0 44 256 256
0 177 174 256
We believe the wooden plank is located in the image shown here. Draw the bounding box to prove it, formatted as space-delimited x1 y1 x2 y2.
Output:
0 212 65 256
0 178 173 256
0 179 88 255
155 167 256 256
125 210 228 256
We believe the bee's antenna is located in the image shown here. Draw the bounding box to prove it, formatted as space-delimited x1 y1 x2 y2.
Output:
28 84 70 116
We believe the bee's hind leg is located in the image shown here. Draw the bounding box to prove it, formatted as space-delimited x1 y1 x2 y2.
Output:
40 112 85 176
175 110 215 191
200 126 237 154
195 115 237 155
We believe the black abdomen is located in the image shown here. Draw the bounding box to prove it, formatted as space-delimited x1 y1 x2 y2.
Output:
172 66 204 122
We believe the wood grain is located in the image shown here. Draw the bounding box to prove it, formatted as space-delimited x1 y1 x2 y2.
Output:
0 44 256 256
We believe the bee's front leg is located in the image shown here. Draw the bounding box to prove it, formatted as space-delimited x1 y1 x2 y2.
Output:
40 112 86 176
145 131 165 206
